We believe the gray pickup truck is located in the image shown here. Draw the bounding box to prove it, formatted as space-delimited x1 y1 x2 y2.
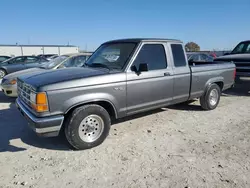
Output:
16 38 235 150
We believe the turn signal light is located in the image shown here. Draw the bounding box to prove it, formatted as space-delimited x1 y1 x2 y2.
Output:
37 93 47 104
10 79 17 85
31 92 49 112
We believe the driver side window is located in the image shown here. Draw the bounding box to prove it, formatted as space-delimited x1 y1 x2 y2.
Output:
133 44 167 71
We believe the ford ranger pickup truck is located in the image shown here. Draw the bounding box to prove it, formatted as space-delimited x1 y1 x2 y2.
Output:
16 38 236 150
215 40 250 79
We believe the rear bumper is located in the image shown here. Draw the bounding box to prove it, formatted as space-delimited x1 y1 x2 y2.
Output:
1 83 17 97
16 98 64 137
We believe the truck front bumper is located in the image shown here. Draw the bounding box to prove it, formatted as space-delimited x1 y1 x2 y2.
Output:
16 98 64 137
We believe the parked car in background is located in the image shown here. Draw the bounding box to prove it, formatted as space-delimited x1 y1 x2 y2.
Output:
47 54 59 60
16 38 235 150
0 56 48 78
214 40 250 79
209 52 217 58
0 56 11 63
37 54 58 61
187 52 214 62
1 53 91 97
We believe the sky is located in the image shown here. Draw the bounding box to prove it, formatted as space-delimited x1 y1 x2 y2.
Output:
0 0 249 51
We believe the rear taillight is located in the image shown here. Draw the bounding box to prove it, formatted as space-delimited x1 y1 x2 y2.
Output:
233 68 236 80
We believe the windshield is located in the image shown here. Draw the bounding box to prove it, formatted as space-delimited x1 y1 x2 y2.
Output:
231 42 250 54
41 55 69 69
85 43 137 71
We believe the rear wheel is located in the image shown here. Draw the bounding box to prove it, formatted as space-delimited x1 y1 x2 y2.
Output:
200 83 221 110
0 69 6 78
65 104 111 150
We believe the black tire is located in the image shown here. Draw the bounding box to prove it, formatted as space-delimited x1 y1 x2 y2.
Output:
65 104 111 150
200 83 221 110
0 69 6 78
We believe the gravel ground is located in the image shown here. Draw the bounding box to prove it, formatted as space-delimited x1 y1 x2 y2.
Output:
0 79 249 188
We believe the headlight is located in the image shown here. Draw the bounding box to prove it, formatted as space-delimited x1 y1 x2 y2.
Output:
30 92 36 103
10 79 17 85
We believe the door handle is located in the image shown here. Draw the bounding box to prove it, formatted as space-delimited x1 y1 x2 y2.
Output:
164 72 171 76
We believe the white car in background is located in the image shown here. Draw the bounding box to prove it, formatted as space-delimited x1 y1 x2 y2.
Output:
1 53 91 97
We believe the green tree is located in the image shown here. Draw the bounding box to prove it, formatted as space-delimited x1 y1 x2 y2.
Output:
185 42 200 52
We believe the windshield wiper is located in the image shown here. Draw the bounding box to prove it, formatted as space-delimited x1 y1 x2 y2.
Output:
86 63 111 71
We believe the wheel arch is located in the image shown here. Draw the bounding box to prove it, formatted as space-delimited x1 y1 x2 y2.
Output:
65 99 118 120
0 67 7 76
204 77 224 92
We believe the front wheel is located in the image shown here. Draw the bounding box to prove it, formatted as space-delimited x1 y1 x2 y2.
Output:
200 83 221 110
65 104 111 150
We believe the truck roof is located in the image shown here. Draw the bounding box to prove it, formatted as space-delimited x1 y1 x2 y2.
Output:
104 38 182 44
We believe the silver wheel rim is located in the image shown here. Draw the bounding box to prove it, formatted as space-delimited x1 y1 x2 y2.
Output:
209 89 218 106
0 70 5 78
78 114 104 143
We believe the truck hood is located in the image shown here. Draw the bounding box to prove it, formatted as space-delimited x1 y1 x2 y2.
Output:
19 67 108 88
4 68 46 80
215 54 250 62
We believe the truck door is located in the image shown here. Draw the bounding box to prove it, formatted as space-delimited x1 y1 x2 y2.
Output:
170 43 191 104
126 43 174 115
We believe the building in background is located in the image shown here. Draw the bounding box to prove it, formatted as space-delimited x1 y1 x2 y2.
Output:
0 44 79 56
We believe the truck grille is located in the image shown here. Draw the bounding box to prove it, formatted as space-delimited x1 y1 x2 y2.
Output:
17 79 34 107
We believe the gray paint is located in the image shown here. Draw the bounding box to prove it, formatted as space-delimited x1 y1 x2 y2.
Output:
17 39 235 134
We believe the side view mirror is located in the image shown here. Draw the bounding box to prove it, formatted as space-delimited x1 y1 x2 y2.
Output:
131 65 137 72
138 63 148 72
188 58 194 62
131 63 149 73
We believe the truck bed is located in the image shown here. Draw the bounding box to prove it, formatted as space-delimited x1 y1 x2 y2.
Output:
189 61 235 99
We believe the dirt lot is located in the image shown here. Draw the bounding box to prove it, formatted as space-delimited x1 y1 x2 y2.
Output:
0 79 250 188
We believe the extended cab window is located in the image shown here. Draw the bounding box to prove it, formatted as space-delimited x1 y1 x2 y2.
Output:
171 44 186 67
133 44 167 70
